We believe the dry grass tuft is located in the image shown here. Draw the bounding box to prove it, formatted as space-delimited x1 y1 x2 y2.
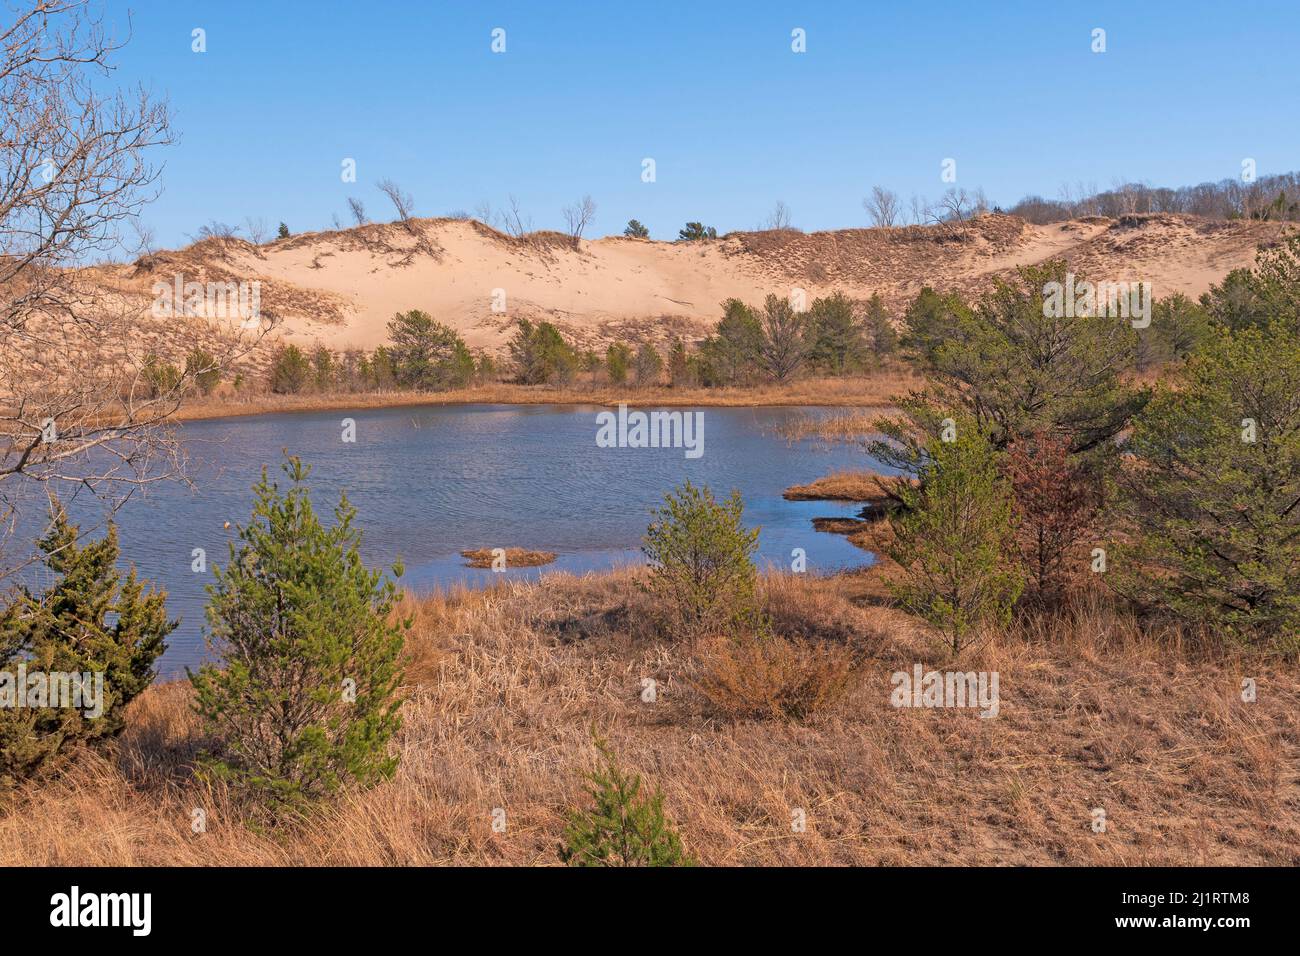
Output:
785 470 918 505
691 635 858 721
811 516 867 534
459 548 557 569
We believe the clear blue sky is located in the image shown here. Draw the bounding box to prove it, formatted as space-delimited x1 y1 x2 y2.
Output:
102 0 1300 248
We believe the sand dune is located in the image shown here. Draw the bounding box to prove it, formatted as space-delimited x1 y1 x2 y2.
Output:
102 213 1288 360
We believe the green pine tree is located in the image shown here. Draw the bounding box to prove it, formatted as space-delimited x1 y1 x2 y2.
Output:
184 347 221 395
806 292 869 374
699 298 764 386
269 344 311 394
142 353 181 398
873 261 1147 476
887 420 1023 653
1112 323 1300 650
559 733 692 867
633 341 663 386
507 319 578 385
605 342 632 385
188 455 407 803
667 336 692 387
0 507 174 788
862 292 898 357
642 481 762 640
1200 233 1300 334
386 310 474 390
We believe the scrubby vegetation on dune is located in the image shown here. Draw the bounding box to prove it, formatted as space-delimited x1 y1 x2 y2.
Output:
1 570 1296 866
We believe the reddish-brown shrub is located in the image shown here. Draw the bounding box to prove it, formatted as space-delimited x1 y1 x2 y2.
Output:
1005 431 1099 608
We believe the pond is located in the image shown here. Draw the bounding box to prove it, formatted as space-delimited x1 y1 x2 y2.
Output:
34 403 886 677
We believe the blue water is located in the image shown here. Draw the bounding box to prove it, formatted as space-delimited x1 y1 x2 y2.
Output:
23 404 883 677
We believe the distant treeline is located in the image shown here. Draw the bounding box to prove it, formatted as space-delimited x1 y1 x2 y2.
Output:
1006 169 1300 224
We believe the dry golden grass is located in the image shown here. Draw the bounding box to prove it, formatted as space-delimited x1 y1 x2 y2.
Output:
784 470 916 503
459 548 557 569
2 570 1296 866
172 373 919 423
810 516 867 535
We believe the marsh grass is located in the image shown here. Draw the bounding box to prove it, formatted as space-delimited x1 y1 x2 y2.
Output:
171 373 920 423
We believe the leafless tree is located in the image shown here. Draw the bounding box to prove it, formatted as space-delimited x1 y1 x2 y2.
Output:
934 187 975 228
244 216 268 244
909 193 927 227
562 194 596 246
1075 180 1100 217
347 196 367 226
757 293 807 383
1110 178 1145 216
763 200 793 231
473 200 493 224
1056 182 1076 217
376 177 414 222
863 186 900 227
0 0 262 576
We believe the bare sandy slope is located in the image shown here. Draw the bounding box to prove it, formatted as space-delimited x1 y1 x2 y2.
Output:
102 213 1288 359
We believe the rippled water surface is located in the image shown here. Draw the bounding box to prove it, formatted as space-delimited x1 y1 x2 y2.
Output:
41 404 884 676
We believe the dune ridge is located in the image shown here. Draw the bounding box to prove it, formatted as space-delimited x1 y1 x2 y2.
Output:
91 213 1289 366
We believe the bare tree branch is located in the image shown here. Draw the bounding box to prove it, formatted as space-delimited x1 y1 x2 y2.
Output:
346 196 367 226
0 0 264 578
376 177 413 223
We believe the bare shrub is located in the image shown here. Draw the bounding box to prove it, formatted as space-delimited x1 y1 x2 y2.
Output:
191 220 240 241
347 197 368 225
763 200 793 231
497 195 532 239
562 195 596 246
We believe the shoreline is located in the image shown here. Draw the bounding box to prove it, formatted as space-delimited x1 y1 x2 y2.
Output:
171 376 912 423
